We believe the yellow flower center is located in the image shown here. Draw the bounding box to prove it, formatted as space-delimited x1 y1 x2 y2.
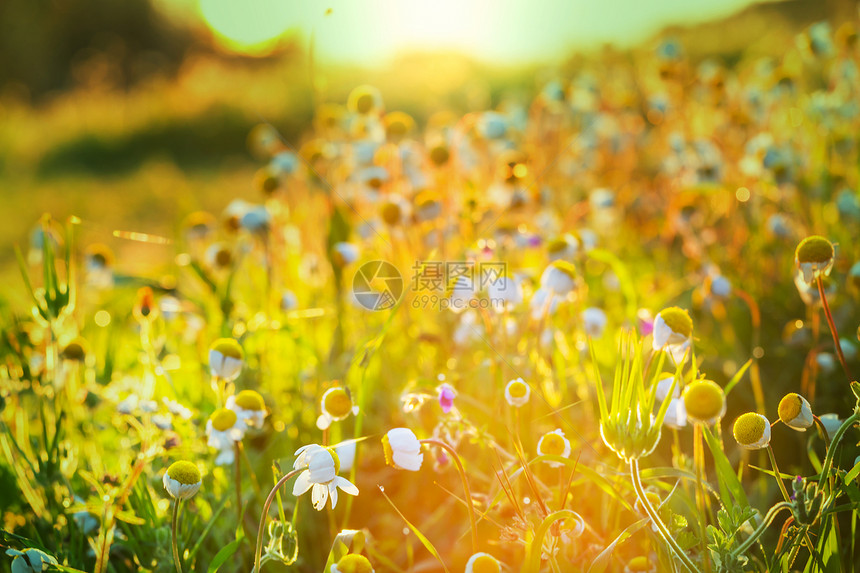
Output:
214 248 233 268
682 380 725 423
471 555 500 573
508 381 528 398
626 556 652 572
550 260 578 280
167 461 201 485
335 554 373 573
778 393 803 423
733 412 766 446
796 236 834 264
234 390 264 411
380 202 402 225
210 408 238 432
323 388 354 419
540 433 567 456
210 338 243 360
62 339 87 361
355 93 375 114
429 145 450 166
547 238 571 254
659 307 693 337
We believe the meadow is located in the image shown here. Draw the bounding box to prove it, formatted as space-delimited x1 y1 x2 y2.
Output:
2 14 860 573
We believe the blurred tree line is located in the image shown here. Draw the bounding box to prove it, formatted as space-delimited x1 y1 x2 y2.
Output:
0 0 189 101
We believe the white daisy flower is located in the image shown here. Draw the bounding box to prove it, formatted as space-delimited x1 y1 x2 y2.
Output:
206 408 244 465
465 552 501 573
651 307 693 363
226 390 267 429
208 338 244 382
162 461 202 500
662 398 687 429
537 429 571 467
317 387 359 430
581 307 607 338
540 260 579 295
291 445 359 511
382 428 424 471
733 413 772 450
504 377 530 407
778 393 814 431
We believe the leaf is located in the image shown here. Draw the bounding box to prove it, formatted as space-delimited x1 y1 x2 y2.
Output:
323 529 366 572
587 518 648 573
723 359 753 397
207 537 244 573
702 426 749 509
845 459 860 485
377 486 449 573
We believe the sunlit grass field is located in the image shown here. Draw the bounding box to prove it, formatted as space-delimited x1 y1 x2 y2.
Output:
3 12 860 573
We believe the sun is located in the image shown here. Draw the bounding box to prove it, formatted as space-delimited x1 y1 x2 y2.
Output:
198 0 294 56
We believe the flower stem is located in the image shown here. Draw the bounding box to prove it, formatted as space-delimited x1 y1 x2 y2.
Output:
730 502 792 557
693 424 711 573
629 459 698 572
766 444 791 503
253 468 302 573
171 498 183 573
524 509 577 573
420 439 479 554
234 441 243 525
816 275 852 383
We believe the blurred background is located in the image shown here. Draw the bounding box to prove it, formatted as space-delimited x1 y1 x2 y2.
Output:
0 0 854 282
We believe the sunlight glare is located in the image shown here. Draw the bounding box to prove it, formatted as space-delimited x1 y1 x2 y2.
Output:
198 0 293 55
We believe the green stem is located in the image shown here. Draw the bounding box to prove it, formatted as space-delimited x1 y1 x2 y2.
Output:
820 411 860 484
525 509 577 573
171 499 183 573
731 502 792 556
693 424 711 573
253 468 302 573
420 439 479 554
766 444 791 504
235 442 243 525
816 275 852 383
630 459 699 573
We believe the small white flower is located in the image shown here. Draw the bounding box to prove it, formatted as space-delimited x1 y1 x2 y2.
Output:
504 378 530 407
487 275 523 312
655 376 680 401
206 408 244 465
818 413 842 440
662 398 687 429
540 261 578 294
651 307 693 363
581 307 607 338
162 398 193 420
226 390 267 429
292 445 359 510
162 461 202 500
333 242 360 266
465 552 501 573
733 413 772 450
778 393 814 431
152 414 173 430
537 429 571 467
382 428 424 471
209 339 244 382
316 387 359 430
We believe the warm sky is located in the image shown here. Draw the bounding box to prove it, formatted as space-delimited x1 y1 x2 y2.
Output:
158 0 765 61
